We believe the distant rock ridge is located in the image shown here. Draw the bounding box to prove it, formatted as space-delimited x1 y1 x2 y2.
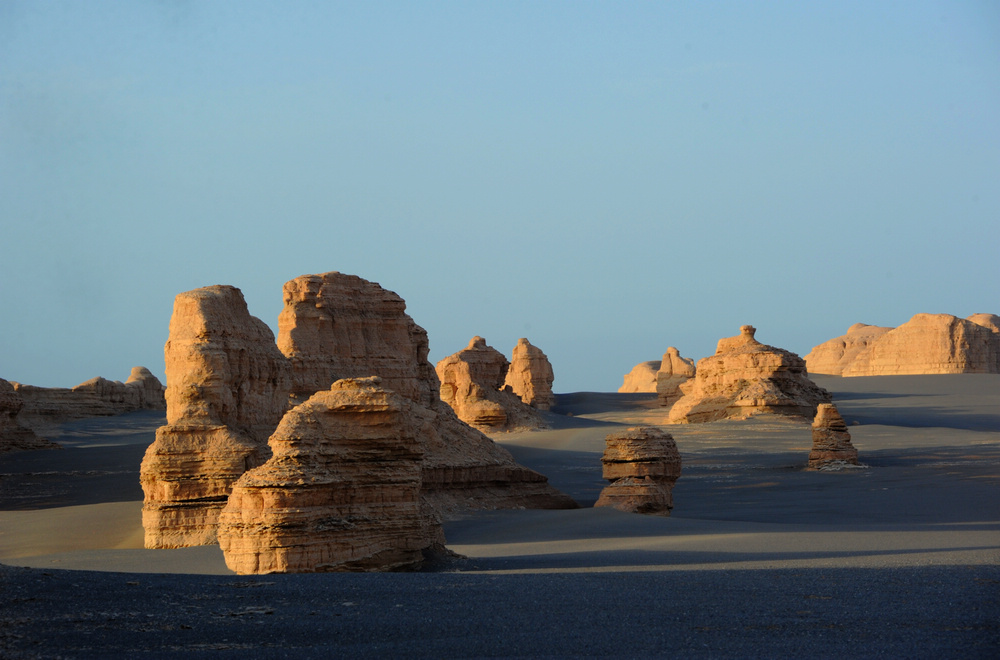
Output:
0 378 59 453
594 427 682 515
805 313 1000 376
503 338 555 411
668 325 831 424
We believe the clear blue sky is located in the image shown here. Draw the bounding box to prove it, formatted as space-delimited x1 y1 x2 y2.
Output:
2 1 998 392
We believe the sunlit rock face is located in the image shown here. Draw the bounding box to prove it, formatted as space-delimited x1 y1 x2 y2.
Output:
218 378 445 574
140 285 292 549
808 403 859 470
594 427 682 515
804 323 894 376
655 347 696 407
504 338 555 411
619 361 660 393
668 325 832 424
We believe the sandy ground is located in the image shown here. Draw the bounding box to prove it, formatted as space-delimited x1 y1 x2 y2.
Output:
1 375 998 657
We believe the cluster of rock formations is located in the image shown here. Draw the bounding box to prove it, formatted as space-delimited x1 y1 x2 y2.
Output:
435 337 549 432
808 403 859 469
140 271 576 569
668 326 831 424
805 313 1000 376
594 427 681 515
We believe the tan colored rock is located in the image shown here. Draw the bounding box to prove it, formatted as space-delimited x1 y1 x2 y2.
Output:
656 347 696 407
841 313 1000 376
594 427 681 515
140 285 292 549
668 325 832 424
0 378 58 453
218 377 445 574
804 324 894 376
808 403 859 469
619 361 660 393
504 338 555 410
968 313 1000 334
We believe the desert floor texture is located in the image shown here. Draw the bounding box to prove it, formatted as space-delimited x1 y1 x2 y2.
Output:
1 374 998 657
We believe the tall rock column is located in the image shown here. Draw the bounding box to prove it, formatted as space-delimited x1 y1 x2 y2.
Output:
808 403 860 469
504 338 555 410
594 427 682 515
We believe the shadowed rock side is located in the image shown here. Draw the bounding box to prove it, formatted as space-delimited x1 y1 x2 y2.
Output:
504 338 555 410
803 323 893 376
619 361 660 393
436 336 547 432
808 403 859 470
276 272 576 515
594 427 681 515
668 325 832 424
140 286 292 549
0 378 58 453
218 378 446 574
11 366 166 437
656 347 696 407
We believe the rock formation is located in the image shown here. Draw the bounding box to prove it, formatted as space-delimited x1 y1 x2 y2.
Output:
503 338 555 410
807 403 859 469
968 313 1000 334
218 378 445 574
436 336 547 432
656 347 696 407
619 361 660 393
0 378 58 453
803 324 894 376
668 325 832 424
140 285 292 549
594 427 681 515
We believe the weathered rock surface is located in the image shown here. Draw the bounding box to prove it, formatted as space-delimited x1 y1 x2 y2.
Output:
804 324 894 376
619 361 660 393
841 313 1000 376
594 427 682 515
504 338 555 410
0 378 58 453
668 325 832 424
808 403 859 469
968 313 1000 334
141 285 292 549
656 347 696 407
218 377 445 574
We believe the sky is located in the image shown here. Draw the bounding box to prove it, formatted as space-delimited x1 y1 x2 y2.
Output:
1 1 998 393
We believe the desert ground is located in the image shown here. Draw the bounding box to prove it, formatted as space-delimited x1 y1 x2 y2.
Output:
1 374 998 657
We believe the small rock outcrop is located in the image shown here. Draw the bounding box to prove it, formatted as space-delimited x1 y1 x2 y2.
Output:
503 338 555 410
619 361 660 393
436 337 547 432
803 324 894 376
807 403 859 469
218 378 445 574
140 285 292 549
668 325 832 424
594 427 682 515
656 347 696 407
0 378 58 453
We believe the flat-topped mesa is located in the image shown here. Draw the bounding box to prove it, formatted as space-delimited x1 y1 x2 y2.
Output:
594 427 682 515
141 285 292 549
0 378 59 453
436 336 547 432
804 324 894 376
503 338 555 410
840 313 1000 376
668 325 832 424
619 361 660 393
808 403 859 470
218 377 446 574
656 347 696 407
276 272 575 515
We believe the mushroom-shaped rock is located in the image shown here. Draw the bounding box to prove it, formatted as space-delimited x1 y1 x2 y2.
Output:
807 403 859 470
594 427 682 515
655 347 696 407
504 338 555 410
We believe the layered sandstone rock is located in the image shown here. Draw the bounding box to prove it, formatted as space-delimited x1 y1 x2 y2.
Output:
218 378 445 574
0 378 58 453
804 324 894 376
807 403 859 469
668 325 832 424
619 361 660 393
841 313 1000 376
140 285 292 548
656 347 696 407
504 338 555 410
594 427 682 515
